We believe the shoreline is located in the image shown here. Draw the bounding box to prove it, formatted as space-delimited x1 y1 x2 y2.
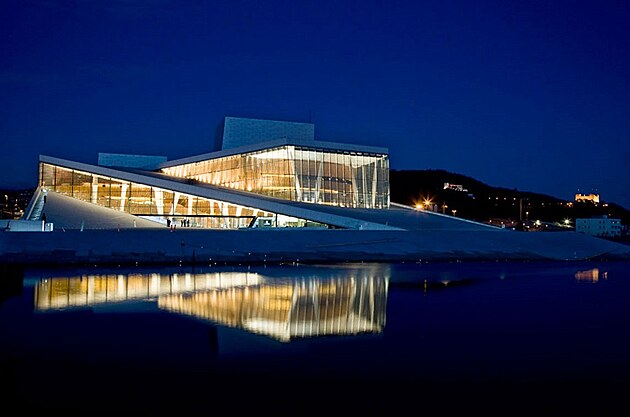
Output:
2 228 629 267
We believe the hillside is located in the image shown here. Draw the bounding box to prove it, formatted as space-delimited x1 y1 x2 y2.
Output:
390 169 630 228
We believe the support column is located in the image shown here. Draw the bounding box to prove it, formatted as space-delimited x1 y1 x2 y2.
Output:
120 183 128 211
314 155 324 203
350 157 358 207
91 176 98 204
154 189 164 216
170 192 180 215
362 163 368 209
288 147 302 201
371 162 378 208
221 202 230 228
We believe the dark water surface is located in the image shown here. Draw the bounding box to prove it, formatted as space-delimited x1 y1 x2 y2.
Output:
1 260 628 415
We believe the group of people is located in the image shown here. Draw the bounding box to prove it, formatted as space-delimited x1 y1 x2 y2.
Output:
166 218 193 229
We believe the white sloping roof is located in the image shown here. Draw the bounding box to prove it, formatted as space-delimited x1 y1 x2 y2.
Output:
39 191 164 230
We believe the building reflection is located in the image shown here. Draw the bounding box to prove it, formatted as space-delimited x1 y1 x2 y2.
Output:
574 268 607 283
34 268 388 342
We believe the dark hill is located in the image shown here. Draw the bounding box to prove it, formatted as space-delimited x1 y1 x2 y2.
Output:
390 169 629 228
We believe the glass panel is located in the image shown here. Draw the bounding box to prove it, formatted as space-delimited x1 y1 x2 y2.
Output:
174 194 188 215
72 170 93 202
41 163 55 189
96 176 112 208
54 167 73 197
161 190 174 215
196 198 211 215
128 183 152 214
110 179 130 211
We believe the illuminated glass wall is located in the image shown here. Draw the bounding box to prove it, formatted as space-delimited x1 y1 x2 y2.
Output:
39 162 326 229
161 145 390 208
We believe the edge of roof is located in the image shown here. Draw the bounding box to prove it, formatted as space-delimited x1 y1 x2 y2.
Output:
157 138 389 169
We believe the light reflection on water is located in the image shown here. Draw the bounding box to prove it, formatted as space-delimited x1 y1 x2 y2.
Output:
574 267 606 283
2 261 629 415
33 268 389 342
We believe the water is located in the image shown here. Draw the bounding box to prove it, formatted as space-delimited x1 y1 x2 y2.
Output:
1 260 628 415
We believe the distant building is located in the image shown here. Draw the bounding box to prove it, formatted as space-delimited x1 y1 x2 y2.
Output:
443 183 467 192
575 193 600 204
575 215 622 237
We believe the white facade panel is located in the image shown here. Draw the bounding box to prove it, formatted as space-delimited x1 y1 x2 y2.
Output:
222 117 314 149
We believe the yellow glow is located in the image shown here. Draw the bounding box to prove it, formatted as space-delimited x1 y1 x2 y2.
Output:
34 271 388 342
575 193 600 204
575 268 599 283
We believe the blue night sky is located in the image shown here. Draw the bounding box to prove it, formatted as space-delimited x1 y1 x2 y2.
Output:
1 0 629 208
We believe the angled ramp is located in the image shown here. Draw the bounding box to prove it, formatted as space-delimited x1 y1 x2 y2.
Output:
34 191 164 230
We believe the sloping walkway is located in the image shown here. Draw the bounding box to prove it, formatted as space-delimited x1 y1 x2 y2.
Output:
35 191 164 230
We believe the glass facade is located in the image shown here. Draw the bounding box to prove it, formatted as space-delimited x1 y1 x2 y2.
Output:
39 162 328 229
161 145 390 208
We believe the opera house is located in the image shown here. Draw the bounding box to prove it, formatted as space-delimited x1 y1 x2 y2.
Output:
32 116 392 231
2 116 630 264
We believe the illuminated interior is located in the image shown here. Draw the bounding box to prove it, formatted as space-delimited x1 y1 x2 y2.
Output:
39 162 328 229
33 270 388 342
162 145 390 208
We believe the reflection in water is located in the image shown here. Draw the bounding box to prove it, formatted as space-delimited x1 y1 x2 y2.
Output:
33 267 388 342
159 276 386 341
34 271 262 310
575 268 607 283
